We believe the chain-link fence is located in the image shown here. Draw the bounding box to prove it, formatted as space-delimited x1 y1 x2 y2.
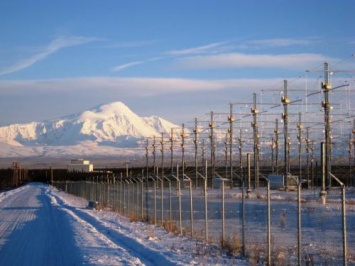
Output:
53 172 354 265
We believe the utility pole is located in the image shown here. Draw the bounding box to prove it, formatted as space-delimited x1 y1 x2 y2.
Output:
181 124 186 180
274 119 279 174
145 139 149 178
193 118 199 187
322 62 332 190
251 93 260 189
160 132 165 177
201 139 206 169
152 136 156 175
306 127 311 188
297 112 303 183
281 80 290 189
271 135 275 173
224 132 228 179
209 112 216 176
228 103 235 188
238 129 243 183
170 128 174 176
349 133 352 187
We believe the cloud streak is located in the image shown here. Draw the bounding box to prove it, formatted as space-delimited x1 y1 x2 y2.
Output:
0 36 98 76
165 41 230 56
0 76 297 98
111 57 164 72
111 61 144 72
175 52 332 70
246 38 316 48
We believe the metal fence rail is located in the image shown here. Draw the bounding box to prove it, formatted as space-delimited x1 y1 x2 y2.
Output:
53 174 354 265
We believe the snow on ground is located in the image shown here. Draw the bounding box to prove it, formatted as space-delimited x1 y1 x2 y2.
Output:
0 183 247 266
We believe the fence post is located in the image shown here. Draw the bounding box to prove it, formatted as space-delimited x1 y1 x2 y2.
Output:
163 175 172 228
160 174 164 226
222 178 225 246
330 173 347 266
234 172 246 257
215 172 225 247
167 176 172 225
172 164 182 234
298 179 302 266
342 186 347 266
136 178 140 219
153 176 157 225
267 178 271 266
177 165 182 234
260 174 271 266
184 174 194 237
197 160 209 242
155 174 163 225
139 171 143 220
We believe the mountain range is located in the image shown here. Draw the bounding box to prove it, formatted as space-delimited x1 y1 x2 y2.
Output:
0 102 178 161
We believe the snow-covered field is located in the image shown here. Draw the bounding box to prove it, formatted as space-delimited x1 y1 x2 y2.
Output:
0 183 247 266
58 180 355 265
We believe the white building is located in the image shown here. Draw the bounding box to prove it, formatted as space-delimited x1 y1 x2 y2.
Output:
68 159 93 172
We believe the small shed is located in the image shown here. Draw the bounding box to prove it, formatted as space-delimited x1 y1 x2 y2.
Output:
268 174 298 190
68 159 94 172
212 177 230 189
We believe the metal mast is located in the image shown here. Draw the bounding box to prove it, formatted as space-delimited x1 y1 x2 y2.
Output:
160 132 164 177
251 93 259 189
228 103 235 188
193 118 199 187
297 112 303 182
281 80 290 188
169 128 174 175
274 118 279 173
152 136 156 175
181 123 186 179
145 139 149 177
306 127 311 187
209 111 216 176
322 62 332 189
238 129 243 182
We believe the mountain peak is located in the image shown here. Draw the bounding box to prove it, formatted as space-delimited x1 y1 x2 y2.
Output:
94 101 131 114
78 101 136 122
0 102 178 150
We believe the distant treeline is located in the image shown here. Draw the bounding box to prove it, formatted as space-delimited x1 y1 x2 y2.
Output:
0 167 29 190
0 163 353 188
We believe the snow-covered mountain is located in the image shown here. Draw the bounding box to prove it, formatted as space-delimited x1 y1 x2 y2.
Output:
0 102 178 158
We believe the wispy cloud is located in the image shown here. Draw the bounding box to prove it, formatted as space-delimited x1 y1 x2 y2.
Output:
175 52 331 70
165 41 230 56
111 61 144 72
165 38 314 57
111 57 164 72
0 36 99 76
0 76 283 96
246 38 315 48
104 40 159 49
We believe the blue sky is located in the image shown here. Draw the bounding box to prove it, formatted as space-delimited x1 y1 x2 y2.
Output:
0 0 354 126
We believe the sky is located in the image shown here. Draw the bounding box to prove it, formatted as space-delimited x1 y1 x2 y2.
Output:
0 0 354 126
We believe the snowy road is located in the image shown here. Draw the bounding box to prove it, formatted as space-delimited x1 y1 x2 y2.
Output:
0 183 243 266
0 184 83 265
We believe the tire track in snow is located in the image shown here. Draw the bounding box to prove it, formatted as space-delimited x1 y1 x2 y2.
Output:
0 184 83 266
47 188 179 266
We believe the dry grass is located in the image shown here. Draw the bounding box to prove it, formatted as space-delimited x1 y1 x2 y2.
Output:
221 233 242 256
163 219 179 234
